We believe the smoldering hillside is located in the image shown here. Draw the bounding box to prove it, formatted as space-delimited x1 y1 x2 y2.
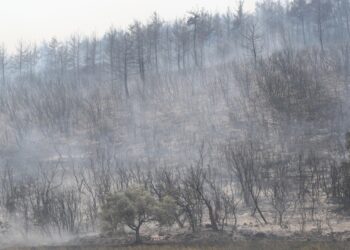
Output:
1 0 350 247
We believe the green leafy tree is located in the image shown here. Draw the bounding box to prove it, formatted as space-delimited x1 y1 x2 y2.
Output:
101 187 175 243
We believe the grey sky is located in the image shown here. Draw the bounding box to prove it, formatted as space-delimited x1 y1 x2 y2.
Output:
0 0 255 50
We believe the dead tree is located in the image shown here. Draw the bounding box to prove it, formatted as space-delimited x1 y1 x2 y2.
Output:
225 141 268 224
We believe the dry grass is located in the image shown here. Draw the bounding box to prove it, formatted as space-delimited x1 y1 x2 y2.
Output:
4 241 350 250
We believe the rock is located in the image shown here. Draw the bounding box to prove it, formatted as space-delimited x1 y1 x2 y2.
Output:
254 232 266 238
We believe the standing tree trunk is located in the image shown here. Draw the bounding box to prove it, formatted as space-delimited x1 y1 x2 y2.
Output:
135 226 141 243
301 16 306 45
206 200 219 231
